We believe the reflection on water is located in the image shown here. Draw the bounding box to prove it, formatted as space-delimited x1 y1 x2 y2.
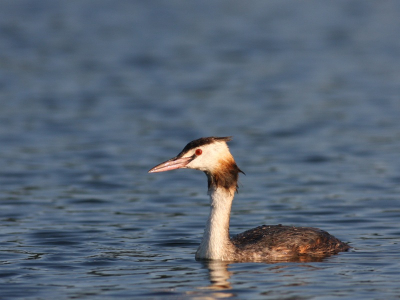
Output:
197 257 336 298
202 261 232 291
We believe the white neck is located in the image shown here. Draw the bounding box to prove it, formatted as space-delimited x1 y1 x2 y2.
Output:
196 187 235 260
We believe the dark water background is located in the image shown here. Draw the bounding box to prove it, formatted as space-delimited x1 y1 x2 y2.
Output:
1 1 400 299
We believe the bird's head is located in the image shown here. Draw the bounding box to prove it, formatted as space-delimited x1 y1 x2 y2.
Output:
148 136 244 192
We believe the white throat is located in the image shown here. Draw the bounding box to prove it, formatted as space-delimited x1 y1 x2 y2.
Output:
196 187 235 260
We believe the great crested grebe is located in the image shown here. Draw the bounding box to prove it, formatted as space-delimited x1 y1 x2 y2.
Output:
148 137 349 261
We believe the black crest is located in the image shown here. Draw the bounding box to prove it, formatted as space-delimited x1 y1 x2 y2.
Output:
177 136 232 157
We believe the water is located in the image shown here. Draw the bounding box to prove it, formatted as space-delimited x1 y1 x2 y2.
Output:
1 0 400 299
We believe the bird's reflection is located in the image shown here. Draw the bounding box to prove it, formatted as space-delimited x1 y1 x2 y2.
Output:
202 260 232 290
197 254 333 293
192 260 234 299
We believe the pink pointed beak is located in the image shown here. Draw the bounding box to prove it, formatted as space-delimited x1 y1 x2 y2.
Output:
148 156 193 173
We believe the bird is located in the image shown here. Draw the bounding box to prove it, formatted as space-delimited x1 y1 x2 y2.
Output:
148 136 349 262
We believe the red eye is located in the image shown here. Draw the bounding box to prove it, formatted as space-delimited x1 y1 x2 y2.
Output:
195 149 202 156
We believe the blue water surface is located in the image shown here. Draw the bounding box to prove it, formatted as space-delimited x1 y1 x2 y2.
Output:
0 1 400 299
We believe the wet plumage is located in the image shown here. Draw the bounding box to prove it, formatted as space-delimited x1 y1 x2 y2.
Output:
148 136 349 262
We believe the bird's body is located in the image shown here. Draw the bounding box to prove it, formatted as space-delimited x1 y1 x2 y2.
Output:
149 137 349 262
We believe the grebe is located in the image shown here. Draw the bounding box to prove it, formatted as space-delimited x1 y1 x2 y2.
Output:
148 137 349 261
